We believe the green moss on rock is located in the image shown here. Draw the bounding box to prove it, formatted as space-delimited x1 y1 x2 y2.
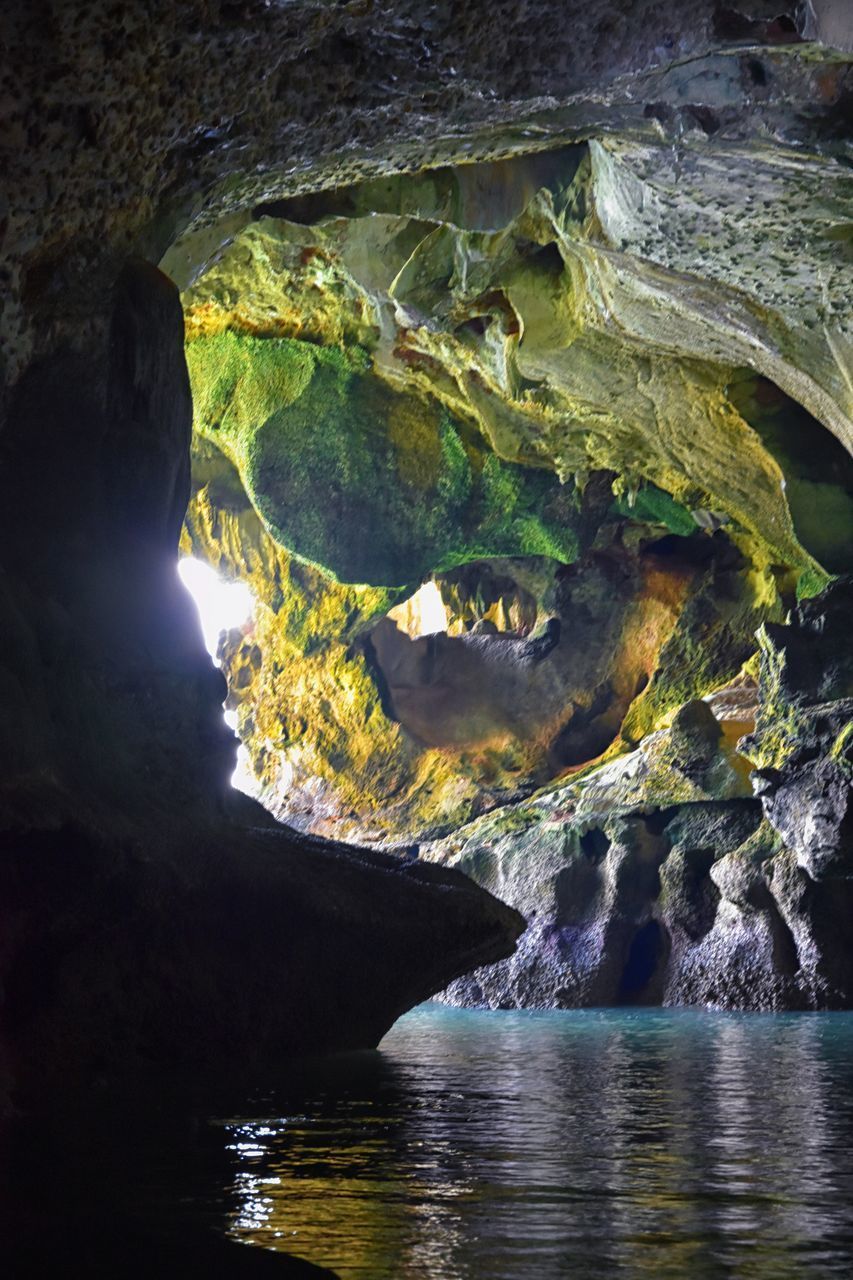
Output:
611 483 697 538
188 331 583 586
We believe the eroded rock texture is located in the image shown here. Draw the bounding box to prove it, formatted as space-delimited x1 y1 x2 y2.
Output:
188 487 775 841
745 579 853 879
425 587 853 1012
181 139 851 839
173 5 851 1007
183 139 852 578
0 0 852 1094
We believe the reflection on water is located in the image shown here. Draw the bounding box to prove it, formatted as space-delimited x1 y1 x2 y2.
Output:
224 1007 853 1278
7 1007 853 1276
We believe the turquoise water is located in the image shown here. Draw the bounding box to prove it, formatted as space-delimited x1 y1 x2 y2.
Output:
222 1005 853 1277
9 1005 853 1276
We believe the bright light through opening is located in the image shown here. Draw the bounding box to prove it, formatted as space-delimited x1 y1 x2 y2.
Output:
417 580 449 635
177 557 254 663
388 579 448 639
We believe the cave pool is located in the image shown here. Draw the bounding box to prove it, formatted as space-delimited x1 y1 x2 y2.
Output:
14 1004 853 1277
221 1004 853 1277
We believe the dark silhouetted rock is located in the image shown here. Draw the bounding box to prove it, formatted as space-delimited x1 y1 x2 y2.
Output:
0 262 523 1108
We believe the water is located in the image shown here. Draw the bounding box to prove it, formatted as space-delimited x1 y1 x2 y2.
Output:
222 1005 853 1278
9 1005 853 1277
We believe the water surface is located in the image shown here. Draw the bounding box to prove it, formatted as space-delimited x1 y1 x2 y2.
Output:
222 1005 853 1277
10 1005 853 1277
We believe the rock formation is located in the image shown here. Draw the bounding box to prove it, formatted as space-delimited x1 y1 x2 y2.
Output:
0 258 522 1108
424 581 853 1011
177 22 852 844
1 0 852 1117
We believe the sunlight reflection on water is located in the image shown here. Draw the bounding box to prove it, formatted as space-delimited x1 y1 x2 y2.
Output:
222 1005 853 1278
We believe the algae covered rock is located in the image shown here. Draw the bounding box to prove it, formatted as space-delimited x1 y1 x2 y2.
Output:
186 332 584 586
424 609 853 1013
743 577 853 878
183 124 852 596
185 486 776 840
172 37 852 855
177 122 850 843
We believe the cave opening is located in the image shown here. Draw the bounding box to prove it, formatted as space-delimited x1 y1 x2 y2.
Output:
619 920 670 1004
177 557 254 663
727 371 853 575
177 556 260 796
175 143 852 845
6 4 853 1274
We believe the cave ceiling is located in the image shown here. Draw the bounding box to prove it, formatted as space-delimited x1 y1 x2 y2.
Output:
3 1 851 843
181 135 853 588
3 2 852 382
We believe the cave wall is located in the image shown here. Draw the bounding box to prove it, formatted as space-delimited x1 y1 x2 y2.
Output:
179 145 850 842
426 583 853 1011
177 70 851 839
0 261 231 829
0 0 851 1093
0 260 522 1104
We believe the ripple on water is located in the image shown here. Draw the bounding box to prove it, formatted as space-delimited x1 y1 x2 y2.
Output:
220 1006 853 1278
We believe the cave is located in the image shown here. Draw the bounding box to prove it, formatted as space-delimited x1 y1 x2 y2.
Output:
3 2 853 1275
727 370 853 575
619 920 671 1003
